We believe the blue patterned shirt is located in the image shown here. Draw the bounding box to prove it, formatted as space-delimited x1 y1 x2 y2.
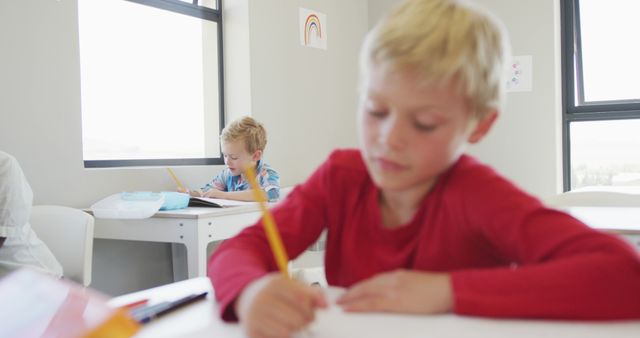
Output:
201 160 280 202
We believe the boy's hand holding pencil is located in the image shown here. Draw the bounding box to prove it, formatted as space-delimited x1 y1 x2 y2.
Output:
166 168 203 197
234 165 327 338
235 273 327 338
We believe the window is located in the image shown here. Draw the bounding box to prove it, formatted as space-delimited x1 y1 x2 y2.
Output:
78 0 224 168
561 0 640 191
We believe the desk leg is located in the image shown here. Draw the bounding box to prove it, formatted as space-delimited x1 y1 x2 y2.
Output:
187 239 208 279
183 219 209 279
171 212 261 280
171 242 208 280
171 243 188 281
169 219 209 280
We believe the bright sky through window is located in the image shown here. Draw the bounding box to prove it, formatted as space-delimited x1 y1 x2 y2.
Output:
78 0 220 163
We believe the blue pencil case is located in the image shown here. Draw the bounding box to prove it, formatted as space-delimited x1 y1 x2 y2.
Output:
160 192 190 210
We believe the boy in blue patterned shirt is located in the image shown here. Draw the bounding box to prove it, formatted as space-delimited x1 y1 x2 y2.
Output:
187 117 280 202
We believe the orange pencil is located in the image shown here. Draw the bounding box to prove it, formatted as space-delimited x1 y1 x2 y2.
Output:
244 165 289 277
166 168 186 191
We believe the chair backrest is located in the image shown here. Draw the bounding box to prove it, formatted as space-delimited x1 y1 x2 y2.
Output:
29 205 95 286
544 190 640 208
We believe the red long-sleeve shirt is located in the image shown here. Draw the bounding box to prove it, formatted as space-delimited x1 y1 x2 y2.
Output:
208 149 640 321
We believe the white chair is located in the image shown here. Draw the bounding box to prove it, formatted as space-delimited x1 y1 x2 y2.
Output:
29 205 95 286
544 187 640 208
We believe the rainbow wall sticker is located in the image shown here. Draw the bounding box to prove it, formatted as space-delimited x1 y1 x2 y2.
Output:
304 14 321 45
299 8 327 50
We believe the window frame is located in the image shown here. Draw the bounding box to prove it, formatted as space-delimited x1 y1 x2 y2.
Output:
82 0 226 168
560 0 640 191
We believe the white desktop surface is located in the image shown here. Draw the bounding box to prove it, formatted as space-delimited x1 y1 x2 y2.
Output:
562 206 640 234
109 277 640 338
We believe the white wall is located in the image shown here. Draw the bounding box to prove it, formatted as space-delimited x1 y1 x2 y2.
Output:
0 0 366 295
248 1 365 183
367 0 562 199
469 0 562 199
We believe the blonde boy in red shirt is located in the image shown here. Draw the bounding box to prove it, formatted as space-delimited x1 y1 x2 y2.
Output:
209 1 640 337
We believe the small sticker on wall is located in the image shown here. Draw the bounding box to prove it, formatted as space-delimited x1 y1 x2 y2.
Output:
506 55 533 92
299 8 327 50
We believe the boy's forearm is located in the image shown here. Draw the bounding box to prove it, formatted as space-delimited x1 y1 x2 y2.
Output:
450 251 640 319
208 234 277 321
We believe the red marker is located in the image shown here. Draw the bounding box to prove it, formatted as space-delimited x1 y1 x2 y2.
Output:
118 298 149 310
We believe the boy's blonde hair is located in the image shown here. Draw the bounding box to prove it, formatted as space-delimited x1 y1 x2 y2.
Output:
221 116 267 154
361 0 511 119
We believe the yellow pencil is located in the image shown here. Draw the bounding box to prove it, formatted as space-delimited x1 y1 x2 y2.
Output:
166 168 186 192
244 165 289 277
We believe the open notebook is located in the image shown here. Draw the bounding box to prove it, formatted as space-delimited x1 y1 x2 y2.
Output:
188 196 258 208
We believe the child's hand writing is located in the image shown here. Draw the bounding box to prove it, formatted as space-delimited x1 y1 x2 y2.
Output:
202 189 223 199
337 269 453 314
179 188 203 197
236 273 327 338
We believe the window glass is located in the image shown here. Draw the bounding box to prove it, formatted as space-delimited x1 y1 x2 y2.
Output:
78 0 221 165
570 119 640 189
578 0 640 103
200 0 218 10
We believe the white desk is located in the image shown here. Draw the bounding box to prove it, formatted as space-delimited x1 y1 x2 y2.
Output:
562 206 640 235
92 206 262 279
109 277 640 338
561 206 640 252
